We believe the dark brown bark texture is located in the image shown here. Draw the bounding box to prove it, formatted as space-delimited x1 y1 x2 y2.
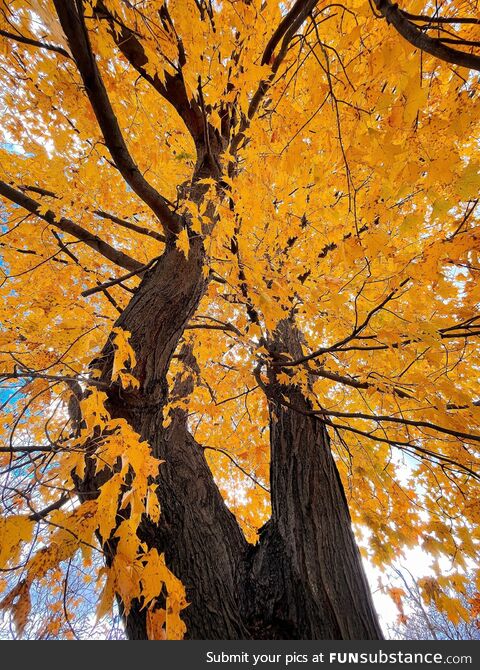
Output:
250 323 383 639
75 239 383 639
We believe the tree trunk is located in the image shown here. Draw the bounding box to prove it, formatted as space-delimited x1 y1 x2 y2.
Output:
244 321 383 639
125 408 250 639
77 236 252 639
76 235 382 640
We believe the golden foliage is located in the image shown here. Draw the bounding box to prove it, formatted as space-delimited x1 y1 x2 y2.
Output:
0 0 479 638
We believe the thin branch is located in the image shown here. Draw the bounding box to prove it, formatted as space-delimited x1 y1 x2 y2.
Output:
81 255 159 297
0 371 109 388
277 278 410 367
312 408 480 444
17 189 165 244
0 28 71 59
51 229 88 268
308 365 478 409
310 367 415 400
399 11 480 26
267 391 480 481
214 385 260 407
94 210 165 243
0 445 66 453
29 494 71 522
98 285 122 313
185 322 242 337
203 446 269 492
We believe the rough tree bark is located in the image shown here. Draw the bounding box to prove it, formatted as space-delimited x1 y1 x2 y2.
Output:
75 239 382 639
247 321 382 639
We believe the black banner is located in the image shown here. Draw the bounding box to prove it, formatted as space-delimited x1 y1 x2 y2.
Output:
1 640 478 669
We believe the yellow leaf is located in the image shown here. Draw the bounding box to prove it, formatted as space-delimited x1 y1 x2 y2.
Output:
147 607 167 640
176 228 190 259
0 516 33 568
277 372 291 385
111 328 138 389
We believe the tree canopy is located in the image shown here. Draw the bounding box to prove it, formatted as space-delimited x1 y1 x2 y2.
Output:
0 0 479 640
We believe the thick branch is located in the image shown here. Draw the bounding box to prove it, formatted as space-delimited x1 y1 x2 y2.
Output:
249 0 319 120
52 0 183 234
261 0 318 67
92 1 205 145
373 1 480 71
0 180 142 273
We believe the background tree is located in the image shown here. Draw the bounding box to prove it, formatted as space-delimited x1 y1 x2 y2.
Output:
0 0 479 640
387 567 480 640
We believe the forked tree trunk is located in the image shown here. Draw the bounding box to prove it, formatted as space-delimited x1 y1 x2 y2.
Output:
78 242 383 638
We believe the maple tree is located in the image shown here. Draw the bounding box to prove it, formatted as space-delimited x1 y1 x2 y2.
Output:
0 0 479 641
